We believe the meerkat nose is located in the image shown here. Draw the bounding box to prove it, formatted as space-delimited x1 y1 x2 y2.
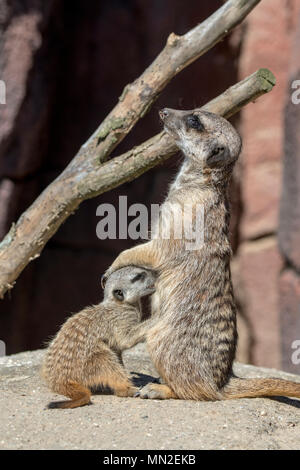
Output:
159 108 170 121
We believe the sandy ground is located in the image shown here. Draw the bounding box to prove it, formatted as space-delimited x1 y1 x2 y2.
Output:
0 343 300 450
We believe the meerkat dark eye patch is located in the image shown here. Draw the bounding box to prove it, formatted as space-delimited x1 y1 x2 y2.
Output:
113 289 124 301
131 272 146 283
207 145 226 166
185 114 204 131
211 146 225 157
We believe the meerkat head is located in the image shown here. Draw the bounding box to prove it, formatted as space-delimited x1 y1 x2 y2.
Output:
102 266 156 306
159 108 242 171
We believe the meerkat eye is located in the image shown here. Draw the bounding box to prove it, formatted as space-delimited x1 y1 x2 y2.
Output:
211 146 225 156
185 114 204 131
131 272 146 283
207 146 226 165
113 289 124 301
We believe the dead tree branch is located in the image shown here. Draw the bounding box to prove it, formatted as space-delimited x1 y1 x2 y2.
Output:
0 0 264 298
0 68 275 298
66 0 262 170
80 69 276 198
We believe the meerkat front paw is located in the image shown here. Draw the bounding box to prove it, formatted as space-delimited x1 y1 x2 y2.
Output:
137 383 177 400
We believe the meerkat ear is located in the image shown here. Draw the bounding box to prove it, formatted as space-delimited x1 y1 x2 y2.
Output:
101 275 107 289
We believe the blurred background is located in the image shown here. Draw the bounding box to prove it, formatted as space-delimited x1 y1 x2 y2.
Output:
0 0 300 374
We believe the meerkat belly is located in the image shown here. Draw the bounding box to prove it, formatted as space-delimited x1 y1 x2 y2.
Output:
146 261 237 390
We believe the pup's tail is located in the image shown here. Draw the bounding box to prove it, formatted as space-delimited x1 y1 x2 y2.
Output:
222 377 300 400
47 382 91 409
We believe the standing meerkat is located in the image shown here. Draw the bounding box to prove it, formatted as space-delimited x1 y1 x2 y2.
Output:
42 266 156 409
103 108 300 401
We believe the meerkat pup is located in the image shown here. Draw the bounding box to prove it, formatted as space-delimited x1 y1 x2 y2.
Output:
103 108 300 402
42 266 156 409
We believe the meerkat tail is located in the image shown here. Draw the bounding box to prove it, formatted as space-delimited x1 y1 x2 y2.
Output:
47 382 91 409
222 377 300 400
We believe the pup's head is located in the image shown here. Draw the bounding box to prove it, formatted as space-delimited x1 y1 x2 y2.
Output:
159 108 242 170
102 266 156 306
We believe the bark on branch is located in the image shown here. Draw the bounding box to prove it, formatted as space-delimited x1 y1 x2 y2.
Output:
0 68 275 299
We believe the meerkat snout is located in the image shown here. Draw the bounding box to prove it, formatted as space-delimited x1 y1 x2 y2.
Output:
159 108 171 120
159 108 179 129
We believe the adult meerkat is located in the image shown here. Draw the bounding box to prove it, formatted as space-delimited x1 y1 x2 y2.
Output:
103 108 300 401
42 266 156 409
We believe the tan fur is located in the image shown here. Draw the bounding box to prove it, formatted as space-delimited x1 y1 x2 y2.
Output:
103 108 300 401
42 266 156 408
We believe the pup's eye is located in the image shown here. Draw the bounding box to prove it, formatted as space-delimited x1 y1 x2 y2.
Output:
186 114 204 131
113 289 124 301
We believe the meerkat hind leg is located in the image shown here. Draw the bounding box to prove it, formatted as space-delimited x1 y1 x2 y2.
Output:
95 353 139 398
138 383 177 400
47 382 91 409
106 373 138 397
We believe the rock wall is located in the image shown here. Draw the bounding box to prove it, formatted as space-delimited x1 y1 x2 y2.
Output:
236 0 300 369
279 6 300 373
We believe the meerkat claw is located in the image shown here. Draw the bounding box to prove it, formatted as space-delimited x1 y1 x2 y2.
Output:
139 384 162 399
138 383 177 399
